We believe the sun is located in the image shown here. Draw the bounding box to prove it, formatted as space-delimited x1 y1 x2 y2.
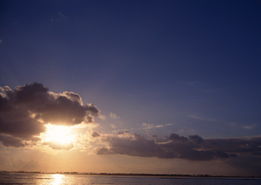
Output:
41 124 76 146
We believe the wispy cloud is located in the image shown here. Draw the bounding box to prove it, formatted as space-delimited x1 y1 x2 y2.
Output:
188 114 258 132
50 11 67 23
188 114 217 122
142 122 173 130
109 112 120 119
242 124 256 130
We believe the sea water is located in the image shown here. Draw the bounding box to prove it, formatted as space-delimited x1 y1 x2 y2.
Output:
0 173 260 185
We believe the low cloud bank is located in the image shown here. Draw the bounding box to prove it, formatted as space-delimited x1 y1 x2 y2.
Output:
97 132 261 161
0 83 99 146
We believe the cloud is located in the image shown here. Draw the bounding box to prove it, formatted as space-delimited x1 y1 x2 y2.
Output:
242 124 256 130
188 114 217 122
50 11 67 23
92 132 100 137
0 82 99 146
43 142 73 150
0 134 25 147
97 132 261 161
109 112 119 119
142 122 173 130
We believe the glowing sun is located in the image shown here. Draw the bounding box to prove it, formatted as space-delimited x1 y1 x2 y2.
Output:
41 124 76 146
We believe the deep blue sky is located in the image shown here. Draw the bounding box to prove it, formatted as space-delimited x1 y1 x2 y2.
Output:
0 0 261 138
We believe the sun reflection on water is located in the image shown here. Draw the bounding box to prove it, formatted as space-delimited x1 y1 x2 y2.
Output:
51 174 65 185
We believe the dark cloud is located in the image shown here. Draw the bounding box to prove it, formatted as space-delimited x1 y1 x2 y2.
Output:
98 132 261 161
92 132 100 137
0 82 99 146
43 142 73 150
0 134 24 147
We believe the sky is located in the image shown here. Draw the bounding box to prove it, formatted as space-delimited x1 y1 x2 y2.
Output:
0 0 261 176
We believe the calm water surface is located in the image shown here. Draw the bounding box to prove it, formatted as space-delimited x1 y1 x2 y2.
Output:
0 173 260 185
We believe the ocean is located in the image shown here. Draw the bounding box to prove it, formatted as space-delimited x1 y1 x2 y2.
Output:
0 173 260 185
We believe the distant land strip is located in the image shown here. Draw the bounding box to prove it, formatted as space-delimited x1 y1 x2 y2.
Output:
0 171 260 179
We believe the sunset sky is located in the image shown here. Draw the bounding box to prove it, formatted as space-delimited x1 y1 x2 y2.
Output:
0 0 261 176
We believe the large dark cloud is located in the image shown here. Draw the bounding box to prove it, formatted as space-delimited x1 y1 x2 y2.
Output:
0 82 99 146
97 132 261 161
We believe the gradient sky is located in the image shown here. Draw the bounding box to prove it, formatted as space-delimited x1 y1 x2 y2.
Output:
0 0 261 176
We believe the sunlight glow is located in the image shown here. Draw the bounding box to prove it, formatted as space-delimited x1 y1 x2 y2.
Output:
51 174 65 185
42 124 76 146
